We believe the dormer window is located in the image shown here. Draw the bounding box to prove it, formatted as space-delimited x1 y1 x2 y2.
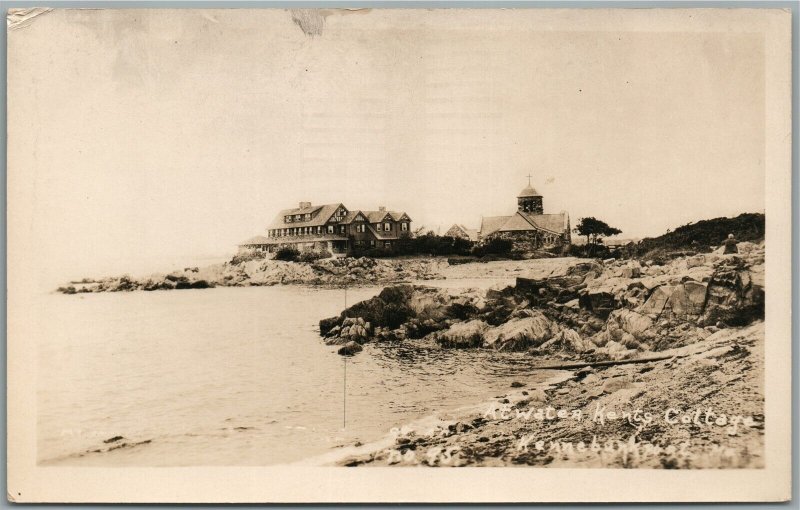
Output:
384 222 391 231
401 222 408 231
376 223 382 231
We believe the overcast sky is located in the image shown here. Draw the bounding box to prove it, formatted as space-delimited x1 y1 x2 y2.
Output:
9 9 765 283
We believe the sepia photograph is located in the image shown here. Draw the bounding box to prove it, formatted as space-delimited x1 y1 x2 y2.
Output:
6 6 792 503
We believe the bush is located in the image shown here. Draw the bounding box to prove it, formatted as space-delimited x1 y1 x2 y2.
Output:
274 246 300 262
298 249 332 262
230 250 268 265
472 238 513 258
447 256 478 265
563 243 612 259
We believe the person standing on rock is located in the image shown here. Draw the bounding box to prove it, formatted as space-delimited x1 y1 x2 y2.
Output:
723 233 739 254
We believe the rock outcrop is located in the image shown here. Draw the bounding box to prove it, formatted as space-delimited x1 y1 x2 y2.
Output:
319 243 765 359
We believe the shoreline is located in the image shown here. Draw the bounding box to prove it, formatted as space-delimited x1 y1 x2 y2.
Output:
294 368 574 467
54 256 575 294
333 322 764 468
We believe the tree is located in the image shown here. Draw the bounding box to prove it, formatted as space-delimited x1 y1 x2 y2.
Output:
573 217 622 251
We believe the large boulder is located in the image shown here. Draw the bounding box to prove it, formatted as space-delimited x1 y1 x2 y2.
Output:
434 320 489 348
667 281 708 318
638 285 675 316
337 341 363 356
607 309 654 341
536 328 590 353
578 288 616 318
484 312 558 351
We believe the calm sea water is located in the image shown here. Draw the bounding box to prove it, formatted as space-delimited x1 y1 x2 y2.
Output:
38 284 545 466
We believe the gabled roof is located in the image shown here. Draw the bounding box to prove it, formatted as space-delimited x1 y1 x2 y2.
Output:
362 210 411 223
239 235 270 246
480 212 569 238
341 211 368 224
522 212 569 234
267 203 345 230
479 215 512 238
517 184 541 198
454 224 479 242
364 210 393 223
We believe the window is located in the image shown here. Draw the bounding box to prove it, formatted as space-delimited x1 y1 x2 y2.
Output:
370 240 375 247
401 222 408 232
385 241 392 248
340 225 345 234
376 223 382 231
384 222 391 231
327 225 334 234
295 214 301 221
285 216 292 223
357 224 365 233
317 226 322 234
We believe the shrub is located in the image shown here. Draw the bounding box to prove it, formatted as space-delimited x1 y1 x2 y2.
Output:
274 246 300 262
230 250 268 265
472 237 513 257
447 256 478 265
298 249 332 263
348 233 475 258
563 243 612 259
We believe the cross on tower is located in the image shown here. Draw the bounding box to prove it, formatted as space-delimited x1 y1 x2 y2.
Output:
526 173 532 186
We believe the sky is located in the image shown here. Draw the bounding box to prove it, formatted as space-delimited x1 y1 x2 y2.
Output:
8 9 766 284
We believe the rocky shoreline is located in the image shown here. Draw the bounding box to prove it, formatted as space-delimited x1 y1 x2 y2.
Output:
57 256 446 293
316 242 766 467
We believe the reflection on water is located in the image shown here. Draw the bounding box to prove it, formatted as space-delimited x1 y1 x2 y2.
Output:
37 284 546 466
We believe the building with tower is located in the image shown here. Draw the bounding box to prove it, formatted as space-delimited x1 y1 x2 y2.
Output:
478 177 571 250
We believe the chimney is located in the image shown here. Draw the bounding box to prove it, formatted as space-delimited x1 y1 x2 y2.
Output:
378 206 386 212
299 201 311 209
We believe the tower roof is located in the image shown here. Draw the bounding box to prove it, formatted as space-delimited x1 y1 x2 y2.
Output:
517 184 541 198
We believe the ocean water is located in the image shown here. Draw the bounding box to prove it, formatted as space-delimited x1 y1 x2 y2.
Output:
38 285 546 466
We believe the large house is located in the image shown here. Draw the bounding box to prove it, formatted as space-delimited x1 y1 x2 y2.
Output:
479 180 571 250
239 202 412 257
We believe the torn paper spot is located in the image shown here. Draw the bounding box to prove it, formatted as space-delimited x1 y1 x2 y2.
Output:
7 7 53 31
290 9 324 37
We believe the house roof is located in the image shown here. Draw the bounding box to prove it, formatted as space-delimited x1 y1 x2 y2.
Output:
479 216 512 238
239 235 270 246
447 224 479 242
341 211 367 224
517 184 541 198
266 203 411 231
267 203 344 230
480 212 569 238
523 212 569 234
363 210 411 223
